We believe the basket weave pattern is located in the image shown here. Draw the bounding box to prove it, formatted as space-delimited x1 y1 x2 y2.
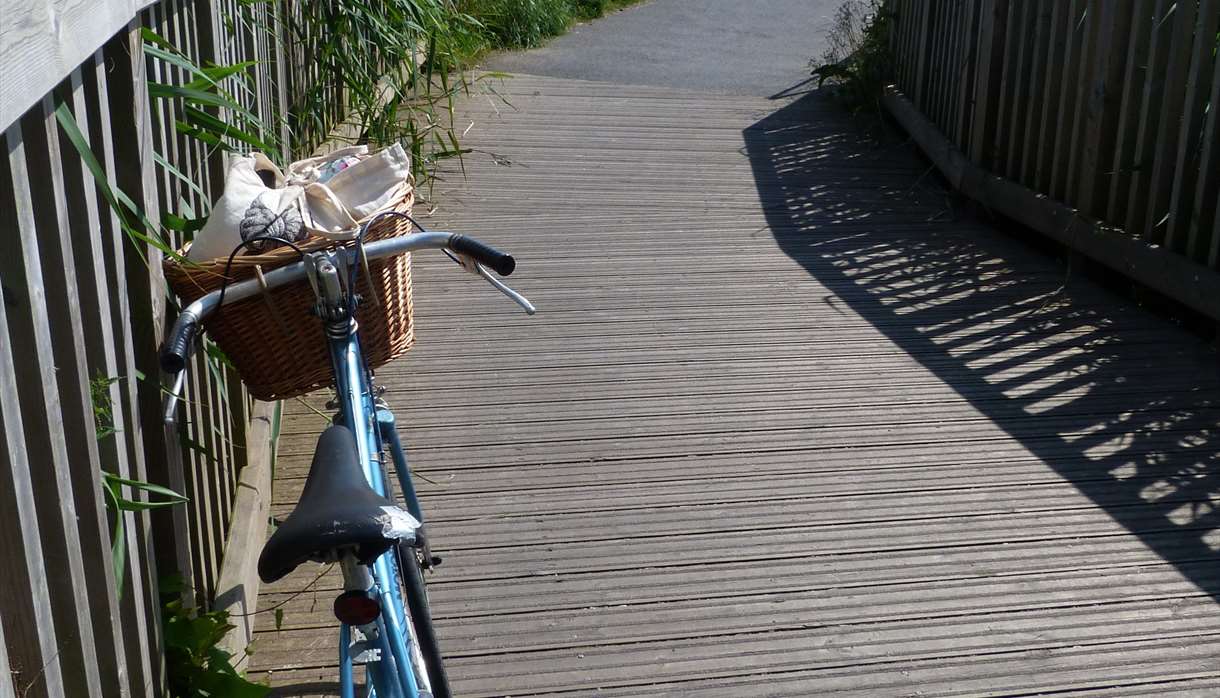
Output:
163 195 415 401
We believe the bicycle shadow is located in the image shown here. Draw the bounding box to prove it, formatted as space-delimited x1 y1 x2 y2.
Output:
743 90 1220 598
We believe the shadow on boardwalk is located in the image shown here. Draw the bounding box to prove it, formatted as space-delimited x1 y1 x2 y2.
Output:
745 90 1220 600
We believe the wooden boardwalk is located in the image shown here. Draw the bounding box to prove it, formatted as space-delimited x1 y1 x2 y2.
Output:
249 74 1220 696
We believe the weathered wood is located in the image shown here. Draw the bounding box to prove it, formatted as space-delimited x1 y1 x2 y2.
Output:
1033 0 1069 192
1163 0 1220 255
969 0 1010 168
1142 0 1200 242
214 401 277 669
81 46 159 698
9 109 104 696
885 87 1220 322
0 0 159 130
0 125 68 698
1077 0 1133 217
57 66 134 697
44 77 131 693
1198 55 1220 268
1105 2 1155 223
252 72 1220 696
1049 0 1084 201
101 22 166 691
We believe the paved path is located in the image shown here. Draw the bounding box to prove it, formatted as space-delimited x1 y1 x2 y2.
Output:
250 5 1220 696
485 0 841 96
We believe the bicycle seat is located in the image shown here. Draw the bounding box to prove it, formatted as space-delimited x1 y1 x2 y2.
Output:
258 425 412 583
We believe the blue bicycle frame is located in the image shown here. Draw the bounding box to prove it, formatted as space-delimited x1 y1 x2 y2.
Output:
327 290 427 698
158 223 532 698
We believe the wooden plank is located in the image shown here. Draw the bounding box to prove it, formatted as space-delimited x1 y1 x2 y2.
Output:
81 46 160 698
1141 0 1200 242
969 0 1010 168
214 401 277 670
1017 0 1051 186
1063 0 1102 209
0 126 68 698
1049 0 1086 201
59 64 137 693
101 22 167 690
1077 0 1134 217
1163 0 1220 254
1002 0 1036 181
48 73 132 693
253 73 1220 697
0 0 159 130
912 0 935 112
886 87 1220 321
5 114 103 695
1105 2 1156 224
1201 54 1220 268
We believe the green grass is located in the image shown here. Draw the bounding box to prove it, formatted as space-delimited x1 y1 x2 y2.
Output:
459 0 643 52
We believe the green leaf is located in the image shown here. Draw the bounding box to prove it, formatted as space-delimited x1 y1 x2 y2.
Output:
53 102 178 261
162 212 207 236
181 106 277 154
104 481 127 599
181 435 219 464
153 151 210 206
274 608 284 631
102 471 188 511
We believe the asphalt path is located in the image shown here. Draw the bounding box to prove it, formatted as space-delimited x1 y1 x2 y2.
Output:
484 0 844 97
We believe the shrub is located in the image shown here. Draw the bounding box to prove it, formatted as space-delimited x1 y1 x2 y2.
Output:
810 0 895 112
461 0 573 48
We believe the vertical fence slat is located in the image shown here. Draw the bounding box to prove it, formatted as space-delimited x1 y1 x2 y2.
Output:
913 0 934 112
1194 56 1220 268
1105 2 1155 223
1063 0 1102 209
1077 0 1134 218
952 0 980 150
1049 0 1085 200
12 103 108 697
58 64 136 697
47 73 135 693
0 127 68 698
102 21 170 691
1141 0 1201 242
969 0 1010 168
1164 0 1220 254
1033 0 1069 192
80 45 160 698
1017 0 1051 185
1124 0 1175 239
1003 0 1036 180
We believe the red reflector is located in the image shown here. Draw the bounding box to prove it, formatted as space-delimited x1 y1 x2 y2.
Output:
334 590 381 625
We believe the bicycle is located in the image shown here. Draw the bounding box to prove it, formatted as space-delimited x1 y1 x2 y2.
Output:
159 211 534 698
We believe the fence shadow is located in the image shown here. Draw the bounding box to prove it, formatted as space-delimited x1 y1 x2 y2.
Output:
744 91 1220 598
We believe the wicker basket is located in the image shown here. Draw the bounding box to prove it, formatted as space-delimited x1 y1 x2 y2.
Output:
163 194 415 401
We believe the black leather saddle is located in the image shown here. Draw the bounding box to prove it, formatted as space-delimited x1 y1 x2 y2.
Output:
258 425 401 583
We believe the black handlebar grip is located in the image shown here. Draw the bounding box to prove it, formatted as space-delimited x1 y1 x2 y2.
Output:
160 313 200 374
449 235 516 276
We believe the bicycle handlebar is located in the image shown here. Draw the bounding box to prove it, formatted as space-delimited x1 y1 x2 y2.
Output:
449 234 516 276
158 232 521 375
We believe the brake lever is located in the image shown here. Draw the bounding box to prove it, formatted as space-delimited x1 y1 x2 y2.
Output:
163 370 187 425
445 250 536 315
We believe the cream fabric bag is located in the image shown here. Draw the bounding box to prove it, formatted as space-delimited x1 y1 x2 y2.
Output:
186 145 412 261
186 154 305 261
289 144 413 239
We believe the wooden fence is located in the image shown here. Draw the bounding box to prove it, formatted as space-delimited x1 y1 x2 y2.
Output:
886 0 1220 321
0 1 349 695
